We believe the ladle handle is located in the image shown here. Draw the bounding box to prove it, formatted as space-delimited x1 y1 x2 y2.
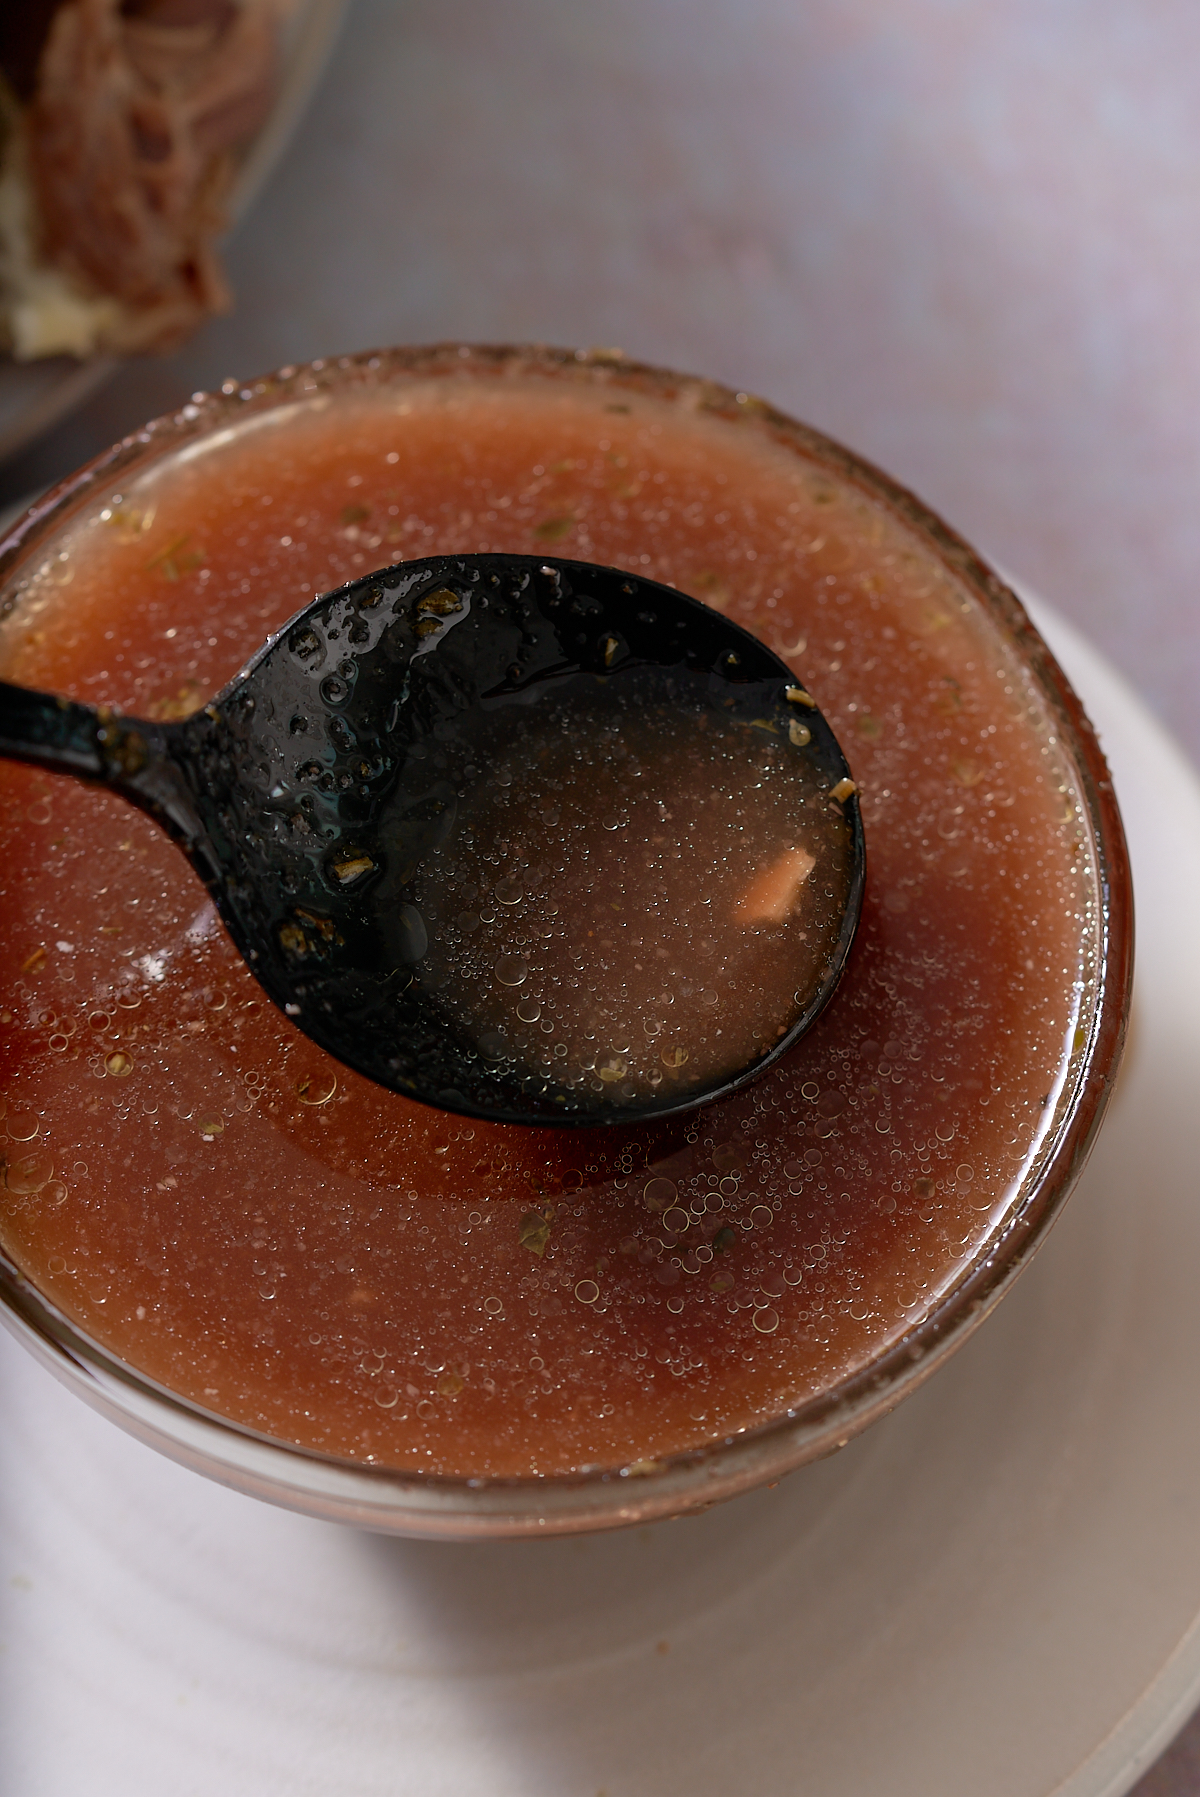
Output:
0 678 107 779
0 679 201 844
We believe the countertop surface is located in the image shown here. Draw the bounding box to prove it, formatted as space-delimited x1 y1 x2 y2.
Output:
2 3 1200 1791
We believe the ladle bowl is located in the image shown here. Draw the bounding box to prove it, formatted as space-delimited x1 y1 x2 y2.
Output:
0 553 863 1124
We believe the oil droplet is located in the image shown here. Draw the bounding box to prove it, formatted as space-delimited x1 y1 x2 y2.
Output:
661 1046 689 1069
5 1113 40 1142
105 1050 133 1077
643 1177 676 1212
516 997 542 1023
574 1279 600 1304
483 1296 504 1316
495 956 528 986
295 1071 338 1105
753 1307 780 1333
374 1386 399 1409
495 876 524 905
662 1206 690 1236
5 1152 54 1195
437 1371 465 1398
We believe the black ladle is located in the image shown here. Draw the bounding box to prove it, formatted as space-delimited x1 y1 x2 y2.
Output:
0 555 863 1125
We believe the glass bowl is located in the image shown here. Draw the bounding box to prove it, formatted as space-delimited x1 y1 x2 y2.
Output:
0 345 1132 1538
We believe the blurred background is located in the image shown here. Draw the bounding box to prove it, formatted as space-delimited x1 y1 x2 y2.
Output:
5 0 1200 771
4 3 1200 1788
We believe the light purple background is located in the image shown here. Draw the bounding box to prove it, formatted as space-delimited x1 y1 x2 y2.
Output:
2 3 1199 1787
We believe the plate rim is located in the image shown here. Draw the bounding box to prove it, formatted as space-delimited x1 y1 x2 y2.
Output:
1008 588 1200 1797
0 586 1196 1796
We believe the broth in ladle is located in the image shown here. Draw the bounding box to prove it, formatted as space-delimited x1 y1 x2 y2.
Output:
411 673 855 1106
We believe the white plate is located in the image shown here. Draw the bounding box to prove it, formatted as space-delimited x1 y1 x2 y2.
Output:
0 593 1197 1797
0 0 349 466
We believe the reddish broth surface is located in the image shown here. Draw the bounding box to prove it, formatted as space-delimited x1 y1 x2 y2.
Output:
0 374 1088 1476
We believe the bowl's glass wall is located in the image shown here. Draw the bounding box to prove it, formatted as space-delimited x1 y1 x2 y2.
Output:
0 346 1132 1537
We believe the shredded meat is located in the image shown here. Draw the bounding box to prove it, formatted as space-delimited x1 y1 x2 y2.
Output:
19 0 291 352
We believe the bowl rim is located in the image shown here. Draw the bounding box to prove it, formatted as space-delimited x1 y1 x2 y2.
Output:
0 342 1134 1537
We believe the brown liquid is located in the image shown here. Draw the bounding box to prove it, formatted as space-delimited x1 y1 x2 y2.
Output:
0 374 1087 1477
411 675 854 1106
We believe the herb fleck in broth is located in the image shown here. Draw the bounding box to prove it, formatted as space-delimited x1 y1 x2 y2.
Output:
408 673 854 1107
0 370 1090 1477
